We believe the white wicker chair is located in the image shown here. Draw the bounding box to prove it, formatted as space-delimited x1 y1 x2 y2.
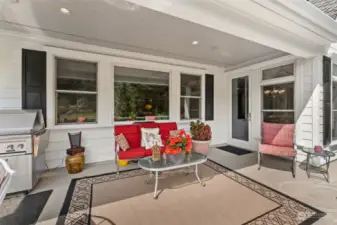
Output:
0 159 15 206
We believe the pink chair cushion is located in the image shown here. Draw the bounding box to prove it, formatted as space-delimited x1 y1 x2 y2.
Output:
259 144 296 157
262 123 294 147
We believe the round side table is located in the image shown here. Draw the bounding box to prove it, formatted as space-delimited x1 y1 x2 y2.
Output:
301 148 335 183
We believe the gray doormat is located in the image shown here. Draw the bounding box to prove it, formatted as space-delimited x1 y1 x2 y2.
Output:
0 190 52 225
217 145 253 155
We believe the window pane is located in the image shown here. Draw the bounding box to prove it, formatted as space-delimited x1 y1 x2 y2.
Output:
114 67 169 122
232 76 249 141
263 112 294 124
262 64 294 80
333 81 337 110
333 64 337 76
56 93 97 124
263 83 294 110
180 98 200 120
56 58 97 91
332 111 337 141
181 74 201 96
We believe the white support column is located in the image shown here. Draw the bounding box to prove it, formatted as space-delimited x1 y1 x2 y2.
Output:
201 74 206 121
46 52 55 128
311 56 324 166
97 60 113 125
312 56 323 147
250 69 261 150
170 70 180 121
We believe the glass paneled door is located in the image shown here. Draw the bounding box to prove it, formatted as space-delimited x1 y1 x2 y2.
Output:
229 75 252 149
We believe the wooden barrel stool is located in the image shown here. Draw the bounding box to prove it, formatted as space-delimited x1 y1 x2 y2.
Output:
66 153 85 174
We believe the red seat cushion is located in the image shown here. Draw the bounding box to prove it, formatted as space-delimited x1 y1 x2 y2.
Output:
118 147 146 159
259 144 296 157
158 122 178 143
145 149 152 156
262 123 294 147
114 125 141 148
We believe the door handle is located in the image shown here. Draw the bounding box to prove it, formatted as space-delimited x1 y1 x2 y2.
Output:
248 113 251 121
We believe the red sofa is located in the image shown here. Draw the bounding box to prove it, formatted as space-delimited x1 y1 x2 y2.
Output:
114 122 177 173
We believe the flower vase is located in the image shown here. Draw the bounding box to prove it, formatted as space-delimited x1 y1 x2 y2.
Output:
167 151 184 165
145 116 156 121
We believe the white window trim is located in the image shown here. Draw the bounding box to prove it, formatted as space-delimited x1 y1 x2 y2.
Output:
46 48 109 129
54 58 99 126
112 64 171 124
179 73 205 121
260 76 295 86
261 109 295 112
260 62 296 123
55 90 97 94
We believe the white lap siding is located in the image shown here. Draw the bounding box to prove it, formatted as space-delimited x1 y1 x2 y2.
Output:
0 39 22 109
295 57 327 166
45 128 114 168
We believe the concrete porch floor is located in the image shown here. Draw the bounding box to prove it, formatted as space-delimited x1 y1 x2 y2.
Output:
29 147 337 225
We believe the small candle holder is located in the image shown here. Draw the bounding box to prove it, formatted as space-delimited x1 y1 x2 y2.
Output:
152 144 161 161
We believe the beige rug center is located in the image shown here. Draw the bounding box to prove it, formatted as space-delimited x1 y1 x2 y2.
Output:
90 165 278 225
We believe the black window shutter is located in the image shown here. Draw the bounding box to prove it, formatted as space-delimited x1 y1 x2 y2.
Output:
205 74 214 121
22 49 47 124
323 55 331 145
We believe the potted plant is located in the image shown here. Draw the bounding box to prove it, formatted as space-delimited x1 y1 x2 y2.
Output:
190 120 212 155
128 112 136 121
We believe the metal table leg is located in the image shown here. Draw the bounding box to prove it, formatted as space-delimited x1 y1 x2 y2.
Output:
306 153 311 178
326 156 331 183
145 171 153 184
153 171 158 199
195 165 205 187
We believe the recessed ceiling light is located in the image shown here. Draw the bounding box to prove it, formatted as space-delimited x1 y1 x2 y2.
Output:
60 8 70 15
192 41 199 45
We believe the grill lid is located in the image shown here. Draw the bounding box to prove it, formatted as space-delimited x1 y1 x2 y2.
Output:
0 109 45 136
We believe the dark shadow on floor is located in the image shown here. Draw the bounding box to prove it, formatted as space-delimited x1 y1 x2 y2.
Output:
259 155 294 172
298 160 330 182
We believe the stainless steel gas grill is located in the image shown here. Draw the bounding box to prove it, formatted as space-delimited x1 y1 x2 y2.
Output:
0 109 50 193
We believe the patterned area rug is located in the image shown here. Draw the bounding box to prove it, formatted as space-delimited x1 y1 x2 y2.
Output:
57 160 325 225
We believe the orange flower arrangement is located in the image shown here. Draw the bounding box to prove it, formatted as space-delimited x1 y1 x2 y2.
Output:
165 129 192 155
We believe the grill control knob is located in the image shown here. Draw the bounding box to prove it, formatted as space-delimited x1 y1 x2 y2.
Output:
6 144 15 152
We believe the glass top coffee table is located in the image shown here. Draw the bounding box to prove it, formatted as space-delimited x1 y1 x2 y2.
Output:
301 147 335 182
138 152 207 199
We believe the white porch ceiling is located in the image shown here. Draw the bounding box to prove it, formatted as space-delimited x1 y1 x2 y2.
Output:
0 0 287 67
